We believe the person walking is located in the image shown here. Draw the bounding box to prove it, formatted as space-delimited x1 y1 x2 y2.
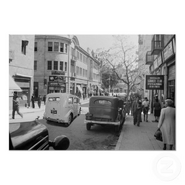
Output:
12 91 23 119
43 95 46 105
157 99 175 150
37 95 41 108
142 97 150 122
31 94 35 108
132 97 138 125
153 98 161 122
136 99 142 127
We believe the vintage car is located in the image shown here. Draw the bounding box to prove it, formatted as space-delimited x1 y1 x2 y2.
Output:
9 117 70 150
84 96 126 132
43 93 81 126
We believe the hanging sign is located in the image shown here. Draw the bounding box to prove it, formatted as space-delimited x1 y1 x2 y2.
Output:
163 41 174 61
146 75 164 90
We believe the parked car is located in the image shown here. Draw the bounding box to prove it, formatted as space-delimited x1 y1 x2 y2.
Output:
84 96 126 132
9 117 70 150
43 93 81 126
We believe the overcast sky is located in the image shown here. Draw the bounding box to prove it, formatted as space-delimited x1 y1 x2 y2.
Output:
75 35 138 52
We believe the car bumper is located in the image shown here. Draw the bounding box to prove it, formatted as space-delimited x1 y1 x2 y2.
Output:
44 117 65 123
84 119 120 126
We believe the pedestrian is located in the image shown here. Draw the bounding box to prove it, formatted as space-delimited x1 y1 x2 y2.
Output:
132 97 138 125
157 99 175 150
31 94 35 108
43 95 46 105
136 99 142 127
153 98 161 122
12 91 23 119
37 95 41 108
142 97 150 122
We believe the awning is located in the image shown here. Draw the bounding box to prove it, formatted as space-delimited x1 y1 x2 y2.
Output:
77 85 83 94
9 75 22 92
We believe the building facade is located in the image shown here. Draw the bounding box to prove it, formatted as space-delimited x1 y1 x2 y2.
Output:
9 35 35 109
138 35 153 98
34 35 101 99
142 35 176 111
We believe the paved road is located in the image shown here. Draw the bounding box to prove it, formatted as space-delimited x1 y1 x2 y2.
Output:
10 103 120 150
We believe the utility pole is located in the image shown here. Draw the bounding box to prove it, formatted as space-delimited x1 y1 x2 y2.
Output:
67 36 71 94
109 76 111 93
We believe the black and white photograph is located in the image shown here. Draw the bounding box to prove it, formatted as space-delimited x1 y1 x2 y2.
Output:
9 34 176 151
2 1 185 185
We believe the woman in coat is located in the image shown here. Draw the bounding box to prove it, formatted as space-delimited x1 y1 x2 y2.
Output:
157 99 175 150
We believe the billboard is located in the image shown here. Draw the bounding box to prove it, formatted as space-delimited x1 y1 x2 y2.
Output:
146 75 164 90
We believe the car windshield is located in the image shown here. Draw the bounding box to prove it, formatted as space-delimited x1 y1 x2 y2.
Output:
48 97 60 101
94 100 112 106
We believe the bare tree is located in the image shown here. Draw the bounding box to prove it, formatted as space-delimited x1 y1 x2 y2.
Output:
97 35 143 101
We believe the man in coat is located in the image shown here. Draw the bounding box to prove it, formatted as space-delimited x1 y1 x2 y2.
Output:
158 99 175 150
132 97 138 125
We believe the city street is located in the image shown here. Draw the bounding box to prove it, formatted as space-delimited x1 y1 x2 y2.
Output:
9 103 120 150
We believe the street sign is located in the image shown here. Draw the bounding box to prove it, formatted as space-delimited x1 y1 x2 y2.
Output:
146 75 164 90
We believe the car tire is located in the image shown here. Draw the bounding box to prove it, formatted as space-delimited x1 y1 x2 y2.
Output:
86 123 91 130
115 125 121 132
66 114 73 126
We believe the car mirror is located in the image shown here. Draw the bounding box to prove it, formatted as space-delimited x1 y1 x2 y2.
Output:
50 135 70 150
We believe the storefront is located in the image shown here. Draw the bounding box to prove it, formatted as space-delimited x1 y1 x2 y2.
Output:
13 74 32 107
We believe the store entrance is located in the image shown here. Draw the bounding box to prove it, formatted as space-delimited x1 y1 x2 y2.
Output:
168 80 175 105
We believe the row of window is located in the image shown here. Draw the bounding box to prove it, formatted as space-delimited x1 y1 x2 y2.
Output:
76 50 88 64
34 60 67 71
34 42 68 53
76 66 88 77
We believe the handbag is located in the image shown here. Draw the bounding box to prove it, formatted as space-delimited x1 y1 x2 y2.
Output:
154 128 163 142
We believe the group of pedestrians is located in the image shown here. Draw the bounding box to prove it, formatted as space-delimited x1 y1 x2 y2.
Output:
132 97 149 127
12 92 46 119
130 95 175 150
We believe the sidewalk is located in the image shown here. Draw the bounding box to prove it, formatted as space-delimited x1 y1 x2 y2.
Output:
9 98 89 117
115 114 163 150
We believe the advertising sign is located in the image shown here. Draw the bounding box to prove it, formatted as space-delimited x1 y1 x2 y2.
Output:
157 54 162 67
51 71 65 75
163 41 174 61
146 75 164 90
49 76 66 82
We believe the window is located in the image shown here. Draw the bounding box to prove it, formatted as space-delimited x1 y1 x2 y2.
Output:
94 100 111 106
60 61 63 71
48 42 53 51
34 60 37 70
80 53 82 61
80 68 82 76
48 97 60 102
54 61 58 70
83 69 85 76
65 62 67 71
77 51 79 59
77 66 79 75
68 97 73 104
47 61 52 70
54 42 59 52
60 43 64 52
34 42 37 51
65 44 67 53
21 40 28 55
74 97 79 103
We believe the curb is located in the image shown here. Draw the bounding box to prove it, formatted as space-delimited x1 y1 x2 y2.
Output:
115 117 127 150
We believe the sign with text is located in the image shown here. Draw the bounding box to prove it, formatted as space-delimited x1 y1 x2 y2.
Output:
146 75 164 90
49 76 66 82
162 41 174 61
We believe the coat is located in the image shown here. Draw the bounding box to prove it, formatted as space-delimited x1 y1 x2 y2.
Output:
158 107 175 145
